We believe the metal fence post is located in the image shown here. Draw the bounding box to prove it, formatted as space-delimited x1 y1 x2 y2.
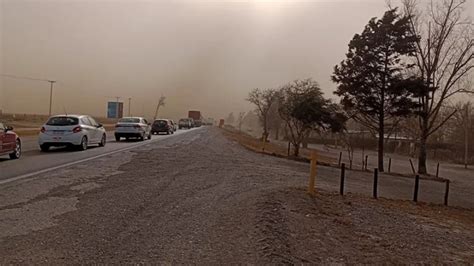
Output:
340 163 345 195
413 174 420 202
444 180 450 206
373 168 378 199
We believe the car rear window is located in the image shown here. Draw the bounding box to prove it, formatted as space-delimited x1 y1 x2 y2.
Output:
119 118 140 123
153 120 168 126
46 117 79 126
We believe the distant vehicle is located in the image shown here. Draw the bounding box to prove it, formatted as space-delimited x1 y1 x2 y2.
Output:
178 118 192 129
169 119 177 131
194 120 202 127
188 110 201 122
115 117 152 141
152 119 174 135
0 122 21 159
188 110 201 119
38 115 106 151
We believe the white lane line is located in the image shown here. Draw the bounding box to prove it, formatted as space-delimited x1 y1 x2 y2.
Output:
0 129 195 186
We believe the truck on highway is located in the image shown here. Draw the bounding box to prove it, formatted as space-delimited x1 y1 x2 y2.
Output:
188 111 201 120
188 111 202 127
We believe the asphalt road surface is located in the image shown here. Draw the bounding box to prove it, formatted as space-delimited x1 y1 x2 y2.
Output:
0 127 473 264
0 129 195 183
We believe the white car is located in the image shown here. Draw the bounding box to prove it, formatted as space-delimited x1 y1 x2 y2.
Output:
114 117 152 141
38 115 107 151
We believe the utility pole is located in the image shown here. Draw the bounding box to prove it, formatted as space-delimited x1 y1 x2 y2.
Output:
47 80 56 116
128 97 132 117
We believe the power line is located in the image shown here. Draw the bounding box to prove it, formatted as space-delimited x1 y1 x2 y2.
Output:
1 73 56 116
0 73 52 82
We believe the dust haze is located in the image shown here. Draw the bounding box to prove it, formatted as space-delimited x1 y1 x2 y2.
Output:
1 0 463 120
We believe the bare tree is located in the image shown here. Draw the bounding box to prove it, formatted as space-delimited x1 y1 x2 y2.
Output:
226 112 235 125
339 129 355 169
246 88 278 141
451 101 472 168
267 98 284 140
402 0 474 174
237 112 245 133
153 95 166 121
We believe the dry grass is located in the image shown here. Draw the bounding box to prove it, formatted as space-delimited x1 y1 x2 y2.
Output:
220 126 336 165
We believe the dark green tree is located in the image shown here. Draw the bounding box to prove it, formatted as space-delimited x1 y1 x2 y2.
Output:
279 79 345 157
332 8 419 172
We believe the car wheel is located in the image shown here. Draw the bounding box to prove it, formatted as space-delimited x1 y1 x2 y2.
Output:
115 135 120 142
139 133 145 141
40 144 50 152
99 134 106 147
147 133 152 140
9 139 21 159
78 136 88 151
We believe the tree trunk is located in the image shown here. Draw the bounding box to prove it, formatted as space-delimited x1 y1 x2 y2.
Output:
263 117 268 142
418 118 429 174
378 125 384 172
293 143 300 157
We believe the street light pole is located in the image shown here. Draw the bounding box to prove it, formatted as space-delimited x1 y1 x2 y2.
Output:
128 97 132 117
48 80 56 116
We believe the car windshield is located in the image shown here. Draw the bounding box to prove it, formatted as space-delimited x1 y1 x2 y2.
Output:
46 117 79 126
119 118 140 123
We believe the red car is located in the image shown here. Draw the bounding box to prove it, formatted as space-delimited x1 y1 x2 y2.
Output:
0 122 21 159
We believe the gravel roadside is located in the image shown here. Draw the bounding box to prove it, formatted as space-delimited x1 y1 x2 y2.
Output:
0 127 473 264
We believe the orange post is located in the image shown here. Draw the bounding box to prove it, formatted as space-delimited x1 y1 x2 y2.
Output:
308 151 317 194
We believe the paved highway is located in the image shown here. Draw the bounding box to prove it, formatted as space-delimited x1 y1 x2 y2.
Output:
0 129 196 183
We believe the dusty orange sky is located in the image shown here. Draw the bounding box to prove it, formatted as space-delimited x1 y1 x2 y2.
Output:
0 0 472 120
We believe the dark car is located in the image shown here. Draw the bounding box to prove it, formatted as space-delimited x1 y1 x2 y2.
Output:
0 122 21 159
151 119 174 135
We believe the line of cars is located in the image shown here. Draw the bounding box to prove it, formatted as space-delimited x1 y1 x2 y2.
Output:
0 115 189 161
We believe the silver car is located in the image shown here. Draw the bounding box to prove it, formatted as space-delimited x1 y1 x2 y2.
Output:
114 117 152 141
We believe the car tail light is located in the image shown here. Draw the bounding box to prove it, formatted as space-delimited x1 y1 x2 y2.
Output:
134 125 141 129
40 127 46 133
72 126 82 133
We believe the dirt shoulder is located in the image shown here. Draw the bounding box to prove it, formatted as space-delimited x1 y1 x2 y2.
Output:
0 127 473 264
256 188 474 264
